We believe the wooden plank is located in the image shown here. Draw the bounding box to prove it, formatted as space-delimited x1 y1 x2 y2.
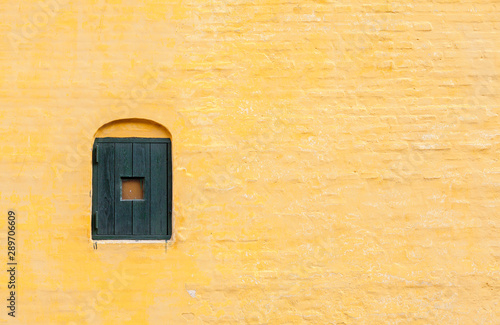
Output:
166 141 172 237
92 143 99 236
133 143 150 235
114 142 133 235
150 143 167 235
97 142 115 235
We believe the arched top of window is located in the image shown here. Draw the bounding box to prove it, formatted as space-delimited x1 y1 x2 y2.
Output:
94 118 171 139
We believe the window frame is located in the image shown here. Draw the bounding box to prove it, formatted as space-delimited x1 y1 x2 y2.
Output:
92 137 172 241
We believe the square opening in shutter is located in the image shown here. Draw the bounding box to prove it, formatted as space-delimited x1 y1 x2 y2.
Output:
121 177 144 200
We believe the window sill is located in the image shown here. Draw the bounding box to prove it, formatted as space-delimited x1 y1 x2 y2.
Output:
93 235 171 241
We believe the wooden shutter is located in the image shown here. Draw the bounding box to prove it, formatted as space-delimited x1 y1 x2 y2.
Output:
92 138 172 240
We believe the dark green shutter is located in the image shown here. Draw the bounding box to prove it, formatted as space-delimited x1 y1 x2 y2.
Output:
92 138 172 240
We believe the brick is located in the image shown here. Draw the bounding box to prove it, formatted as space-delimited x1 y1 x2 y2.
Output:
414 22 433 31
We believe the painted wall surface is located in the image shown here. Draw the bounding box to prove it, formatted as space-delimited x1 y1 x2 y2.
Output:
1 0 499 324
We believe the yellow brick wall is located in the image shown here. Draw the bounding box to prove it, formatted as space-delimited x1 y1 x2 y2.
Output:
1 0 499 324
